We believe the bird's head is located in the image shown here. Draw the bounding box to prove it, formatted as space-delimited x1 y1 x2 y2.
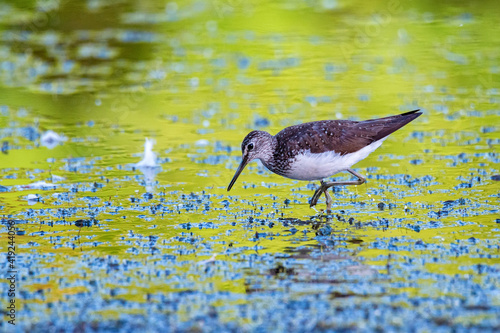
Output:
227 130 274 191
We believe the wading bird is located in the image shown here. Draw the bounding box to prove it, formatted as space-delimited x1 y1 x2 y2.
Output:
227 110 422 210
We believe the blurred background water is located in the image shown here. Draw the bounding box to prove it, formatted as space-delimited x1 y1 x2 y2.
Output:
0 0 499 331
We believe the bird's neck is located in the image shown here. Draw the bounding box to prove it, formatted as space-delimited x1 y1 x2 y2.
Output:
259 135 278 167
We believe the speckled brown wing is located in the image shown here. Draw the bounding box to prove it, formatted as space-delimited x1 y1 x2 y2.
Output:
274 120 366 159
274 110 422 158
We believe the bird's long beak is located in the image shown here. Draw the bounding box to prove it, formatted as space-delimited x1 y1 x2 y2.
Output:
227 154 250 191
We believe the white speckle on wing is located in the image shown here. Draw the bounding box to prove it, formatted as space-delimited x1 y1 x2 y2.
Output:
286 138 386 180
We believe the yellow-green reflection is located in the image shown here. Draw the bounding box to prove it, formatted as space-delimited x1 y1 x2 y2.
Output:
0 0 499 330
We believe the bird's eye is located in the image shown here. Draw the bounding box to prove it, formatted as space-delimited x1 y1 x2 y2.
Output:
247 143 254 150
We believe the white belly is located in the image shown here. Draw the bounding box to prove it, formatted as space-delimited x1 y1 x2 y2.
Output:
284 139 385 181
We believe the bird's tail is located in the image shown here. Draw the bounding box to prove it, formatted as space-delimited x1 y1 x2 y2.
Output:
367 109 422 141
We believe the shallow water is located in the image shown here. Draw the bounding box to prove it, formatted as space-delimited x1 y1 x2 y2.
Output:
0 0 499 331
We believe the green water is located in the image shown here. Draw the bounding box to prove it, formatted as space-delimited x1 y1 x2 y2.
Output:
0 0 499 331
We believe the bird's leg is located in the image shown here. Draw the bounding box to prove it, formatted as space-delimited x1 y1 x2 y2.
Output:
324 189 333 212
309 169 366 208
310 181 327 208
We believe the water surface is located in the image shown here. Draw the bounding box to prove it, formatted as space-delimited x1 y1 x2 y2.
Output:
0 0 499 331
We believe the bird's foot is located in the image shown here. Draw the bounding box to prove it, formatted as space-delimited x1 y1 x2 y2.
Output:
309 181 332 207
309 186 324 208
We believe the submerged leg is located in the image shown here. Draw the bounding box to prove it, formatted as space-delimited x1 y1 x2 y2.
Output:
309 169 366 208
